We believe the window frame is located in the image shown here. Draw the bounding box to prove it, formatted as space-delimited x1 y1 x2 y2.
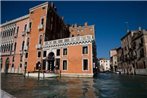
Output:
63 48 67 55
82 45 88 54
38 51 41 57
82 59 89 71
63 60 67 71
43 51 46 57
56 49 60 56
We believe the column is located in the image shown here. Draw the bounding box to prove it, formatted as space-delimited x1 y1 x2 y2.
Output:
46 61 48 71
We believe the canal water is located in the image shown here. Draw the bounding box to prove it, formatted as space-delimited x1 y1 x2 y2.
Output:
1 73 147 98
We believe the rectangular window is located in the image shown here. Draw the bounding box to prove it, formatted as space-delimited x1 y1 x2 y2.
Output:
24 24 27 31
39 35 42 44
43 51 46 57
25 53 28 58
41 18 44 25
83 46 88 54
42 6 46 9
20 55 23 62
43 60 46 70
12 56 15 62
25 62 27 68
38 51 41 57
83 59 88 70
56 49 60 56
29 22 32 29
63 60 67 70
30 11 34 14
17 27 19 34
56 59 60 69
63 48 67 55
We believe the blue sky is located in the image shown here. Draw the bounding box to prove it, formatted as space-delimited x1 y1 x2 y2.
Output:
1 1 147 59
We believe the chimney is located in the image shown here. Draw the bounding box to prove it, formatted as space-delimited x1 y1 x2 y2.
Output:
74 24 77 28
51 2 54 8
84 22 88 26
138 26 141 31
61 17 64 20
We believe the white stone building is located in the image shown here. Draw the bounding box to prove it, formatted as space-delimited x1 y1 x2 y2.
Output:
98 58 110 72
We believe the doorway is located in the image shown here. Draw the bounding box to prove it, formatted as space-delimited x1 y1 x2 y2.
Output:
47 52 55 71
5 58 9 74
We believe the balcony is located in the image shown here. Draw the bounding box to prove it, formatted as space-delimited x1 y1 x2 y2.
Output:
1 51 11 56
26 28 31 33
19 50 23 54
14 33 18 38
36 44 42 50
38 24 44 30
22 31 25 36
24 46 28 51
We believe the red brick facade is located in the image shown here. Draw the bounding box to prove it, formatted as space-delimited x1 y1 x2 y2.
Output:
0 2 97 77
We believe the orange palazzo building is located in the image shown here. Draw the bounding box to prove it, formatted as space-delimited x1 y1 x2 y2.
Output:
0 2 97 77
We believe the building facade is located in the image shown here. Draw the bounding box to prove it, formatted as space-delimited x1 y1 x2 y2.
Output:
0 2 97 77
98 58 110 72
120 29 147 75
112 28 147 75
110 48 118 72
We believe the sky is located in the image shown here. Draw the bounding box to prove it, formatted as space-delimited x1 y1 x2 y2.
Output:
1 1 147 59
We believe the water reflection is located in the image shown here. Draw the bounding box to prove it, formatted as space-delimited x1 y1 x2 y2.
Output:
1 73 147 98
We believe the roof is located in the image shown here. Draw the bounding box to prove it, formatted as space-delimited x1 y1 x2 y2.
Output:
0 14 29 27
121 31 132 40
29 2 48 11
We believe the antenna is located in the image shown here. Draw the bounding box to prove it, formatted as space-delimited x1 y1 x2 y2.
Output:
125 22 129 33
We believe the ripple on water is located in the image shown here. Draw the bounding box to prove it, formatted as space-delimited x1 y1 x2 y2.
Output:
1 73 147 98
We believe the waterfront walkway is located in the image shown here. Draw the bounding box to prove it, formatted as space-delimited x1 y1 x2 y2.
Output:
1 90 16 98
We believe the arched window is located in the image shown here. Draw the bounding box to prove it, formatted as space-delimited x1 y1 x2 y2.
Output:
12 64 14 68
13 27 16 35
27 38 29 46
8 30 10 36
6 44 8 51
10 43 13 51
22 41 24 50
1 45 3 52
8 44 10 51
10 29 13 36
20 64 22 68
14 42 17 51
4 45 6 52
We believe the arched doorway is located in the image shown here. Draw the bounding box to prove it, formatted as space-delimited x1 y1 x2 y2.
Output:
36 61 41 70
47 52 55 71
5 57 9 74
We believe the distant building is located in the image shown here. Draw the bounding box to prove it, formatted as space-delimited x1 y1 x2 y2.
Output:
0 2 97 77
116 47 123 73
120 28 147 75
110 49 118 72
98 58 110 72
111 28 147 75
